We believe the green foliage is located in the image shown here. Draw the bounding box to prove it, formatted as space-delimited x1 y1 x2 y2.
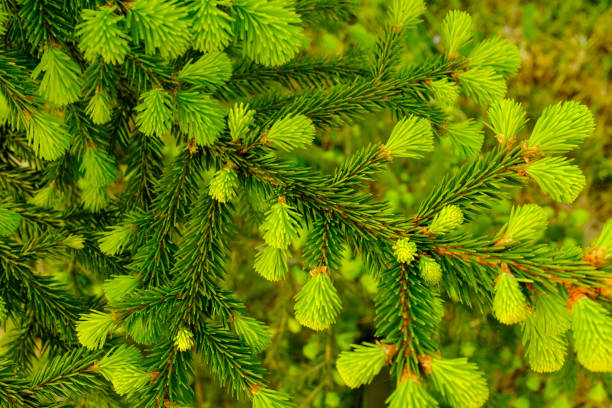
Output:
498 204 548 244
522 311 567 373
31 47 82 107
254 246 289 281
77 7 130 64
294 270 342 331
492 271 528 325
76 310 115 350
486 98 528 145
528 101 595 154
228 102 255 141
0 205 21 236
235 0 305 66
126 0 191 59
429 358 489 408
209 167 239 203
135 88 173 137
265 114 316 151
446 119 484 158
175 90 226 145
174 327 196 351
26 113 71 160
1 1 610 407
260 199 301 249
80 147 118 187
178 52 233 88
526 156 586 203
386 375 438 408
387 0 426 31
233 314 273 353
98 223 135 256
385 114 434 159
468 36 521 77
441 10 473 57
86 90 112 125
97 345 150 396
336 342 390 388
103 275 140 306
571 296 612 372
190 0 234 52
532 292 571 337
252 388 295 408
430 79 459 107
428 204 463 235
458 66 506 105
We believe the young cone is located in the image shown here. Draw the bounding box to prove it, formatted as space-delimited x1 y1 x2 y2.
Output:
0 205 21 236
384 115 433 159
429 358 489 408
393 238 417 264
419 256 442 286
254 246 289 281
233 314 273 353
209 167 239 203
265 114 315 151
260 199 301 249
571 296 612 372
174 327 195 352
336 343 394 388
492 271 528 325
428 204 464 235
386 374 438 408
294 269 342 331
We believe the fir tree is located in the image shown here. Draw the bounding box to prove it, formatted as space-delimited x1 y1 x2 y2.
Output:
0 1 610 407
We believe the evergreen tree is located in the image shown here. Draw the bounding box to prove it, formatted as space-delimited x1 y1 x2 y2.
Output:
0 0 610 407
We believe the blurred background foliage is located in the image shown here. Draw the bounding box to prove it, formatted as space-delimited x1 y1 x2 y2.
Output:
180 1 612 406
